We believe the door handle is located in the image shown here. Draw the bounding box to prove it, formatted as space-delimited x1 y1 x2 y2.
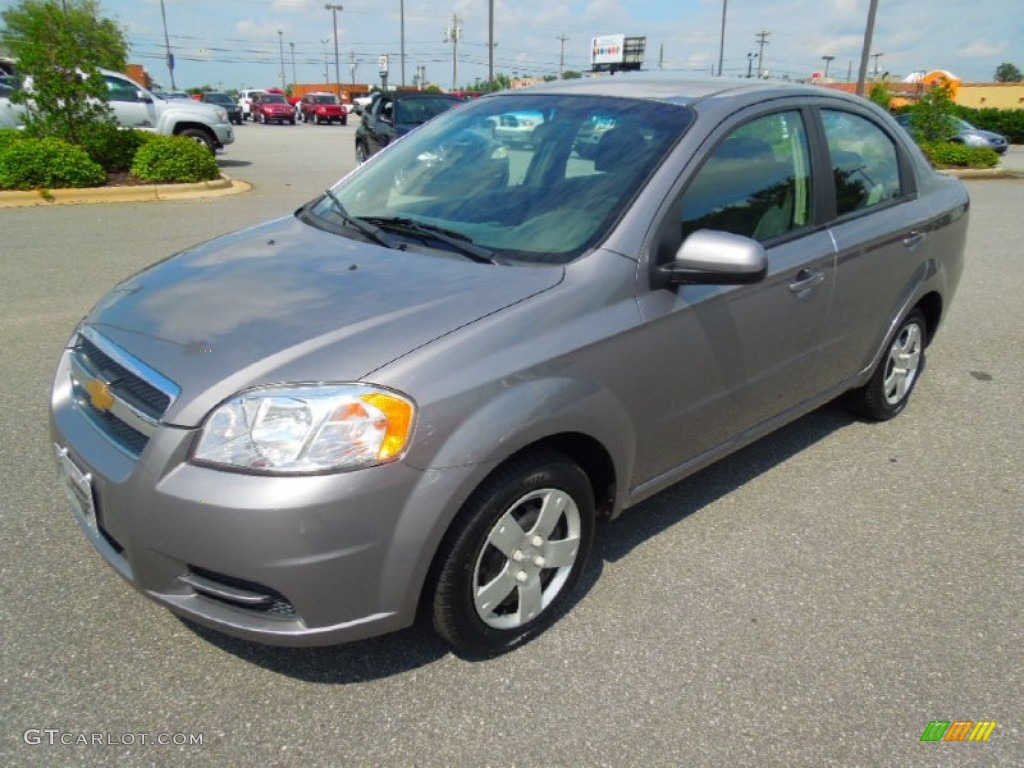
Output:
903 230 925 249
789 268 825 293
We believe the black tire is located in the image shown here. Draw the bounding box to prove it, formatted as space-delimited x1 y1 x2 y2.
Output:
289 117 296 125
176 127 215 154
846 309 927 421
355 141 369 164
431 451 595 657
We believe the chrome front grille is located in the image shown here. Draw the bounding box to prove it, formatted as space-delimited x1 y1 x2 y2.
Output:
69 327 180 456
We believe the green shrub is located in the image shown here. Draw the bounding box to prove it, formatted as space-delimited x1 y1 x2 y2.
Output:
920 142 999 169
77 123 151 172
0 136 106 189
0 129 25 151
130 135 220 183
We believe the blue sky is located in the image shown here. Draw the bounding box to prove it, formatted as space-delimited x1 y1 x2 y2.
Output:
2 0 1020 90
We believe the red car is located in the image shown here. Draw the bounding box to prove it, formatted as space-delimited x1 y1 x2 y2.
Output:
299 93 347 125
251 92 295 125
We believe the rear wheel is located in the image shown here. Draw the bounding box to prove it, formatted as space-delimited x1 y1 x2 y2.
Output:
431 451 595 657
355 141 369 164
846 309 927 421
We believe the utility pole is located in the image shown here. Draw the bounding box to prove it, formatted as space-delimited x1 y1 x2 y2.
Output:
349 50 357 85
717 0 727 76
159 0 176 90
822 55 834 79
400 0 406 86
746 52 755 78
659 43 664 70
290 42 297 86
321 39 330 84
557 34 568 76
444 14 462 91
855 0 879 96
871 52 884 79
754 30 769 79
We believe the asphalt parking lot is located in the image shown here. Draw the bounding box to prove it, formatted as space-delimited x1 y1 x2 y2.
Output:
0 124 1021 767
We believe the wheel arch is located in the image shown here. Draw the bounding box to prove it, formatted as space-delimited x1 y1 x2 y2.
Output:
914 290 943 346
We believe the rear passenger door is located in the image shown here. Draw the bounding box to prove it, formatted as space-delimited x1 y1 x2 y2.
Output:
813 107 933 383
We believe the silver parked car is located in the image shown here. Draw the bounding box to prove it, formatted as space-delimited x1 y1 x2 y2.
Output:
51 76 968 656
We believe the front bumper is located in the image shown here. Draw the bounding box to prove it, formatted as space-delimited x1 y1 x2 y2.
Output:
211 121 235 147
50 347 476 646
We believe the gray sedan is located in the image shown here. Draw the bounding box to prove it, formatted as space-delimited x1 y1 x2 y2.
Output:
50 76 968 657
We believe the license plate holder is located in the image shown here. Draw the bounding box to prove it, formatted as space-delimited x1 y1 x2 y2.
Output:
54 444 97 533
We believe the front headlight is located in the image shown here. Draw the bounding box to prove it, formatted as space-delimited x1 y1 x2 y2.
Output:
213 107 228 122
192 384 415 474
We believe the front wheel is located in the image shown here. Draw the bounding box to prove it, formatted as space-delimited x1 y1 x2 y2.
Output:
431 451 595 657
176 127 215 154
845 309 927 421
355 141 369 164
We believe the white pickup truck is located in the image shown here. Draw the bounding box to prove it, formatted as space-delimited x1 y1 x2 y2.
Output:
0 68 234 153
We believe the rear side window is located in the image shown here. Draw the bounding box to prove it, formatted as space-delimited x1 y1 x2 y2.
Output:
680 111 813 242
821 110 902 216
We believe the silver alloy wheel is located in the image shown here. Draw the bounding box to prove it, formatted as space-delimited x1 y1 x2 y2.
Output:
883 321 923 405
472 487 582 630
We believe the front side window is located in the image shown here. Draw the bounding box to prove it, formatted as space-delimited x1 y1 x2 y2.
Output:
821 110 902 216
104 75 139 103
680 111 813 242
308 95 693 264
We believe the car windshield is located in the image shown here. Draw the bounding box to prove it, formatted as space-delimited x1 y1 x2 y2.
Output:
304 94 693 264
314 95 338 104
263 94 287 104
205 93 231 104
394 97 459 125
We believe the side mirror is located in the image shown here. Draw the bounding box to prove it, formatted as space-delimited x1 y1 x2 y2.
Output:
136 89 153 104
660 229 767 286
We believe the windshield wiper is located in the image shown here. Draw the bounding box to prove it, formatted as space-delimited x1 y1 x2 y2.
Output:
361 217 497 264
321 189 404 250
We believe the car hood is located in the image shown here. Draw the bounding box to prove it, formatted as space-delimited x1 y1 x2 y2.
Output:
83 215 563 427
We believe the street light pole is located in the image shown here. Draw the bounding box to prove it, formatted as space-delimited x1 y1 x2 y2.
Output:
277 30 286 91
822 55 835 79
400 0 406 87
717 0 727 76
290 42 297 86
325 5 343 90
855 0 879 96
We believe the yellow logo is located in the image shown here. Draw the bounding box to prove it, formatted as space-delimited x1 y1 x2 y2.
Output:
85 378 115 413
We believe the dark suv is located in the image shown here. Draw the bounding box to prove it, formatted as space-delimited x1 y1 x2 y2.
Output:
355 91 461 162
201 91 243 125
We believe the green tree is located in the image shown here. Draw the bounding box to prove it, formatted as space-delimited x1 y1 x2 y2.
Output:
1 0 129 145
561 70 583 80
910 83 957 144
994 62 1022 82
868 79 893 110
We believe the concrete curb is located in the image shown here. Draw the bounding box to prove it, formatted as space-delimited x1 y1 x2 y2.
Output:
0 175 251 208
941 166 1023 180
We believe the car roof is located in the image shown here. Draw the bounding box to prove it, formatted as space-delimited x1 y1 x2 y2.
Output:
486 72 860 110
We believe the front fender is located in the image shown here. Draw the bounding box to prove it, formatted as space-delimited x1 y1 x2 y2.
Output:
408 375 636 513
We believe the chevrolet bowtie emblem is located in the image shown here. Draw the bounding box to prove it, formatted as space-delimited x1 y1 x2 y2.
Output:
85 377 116 413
